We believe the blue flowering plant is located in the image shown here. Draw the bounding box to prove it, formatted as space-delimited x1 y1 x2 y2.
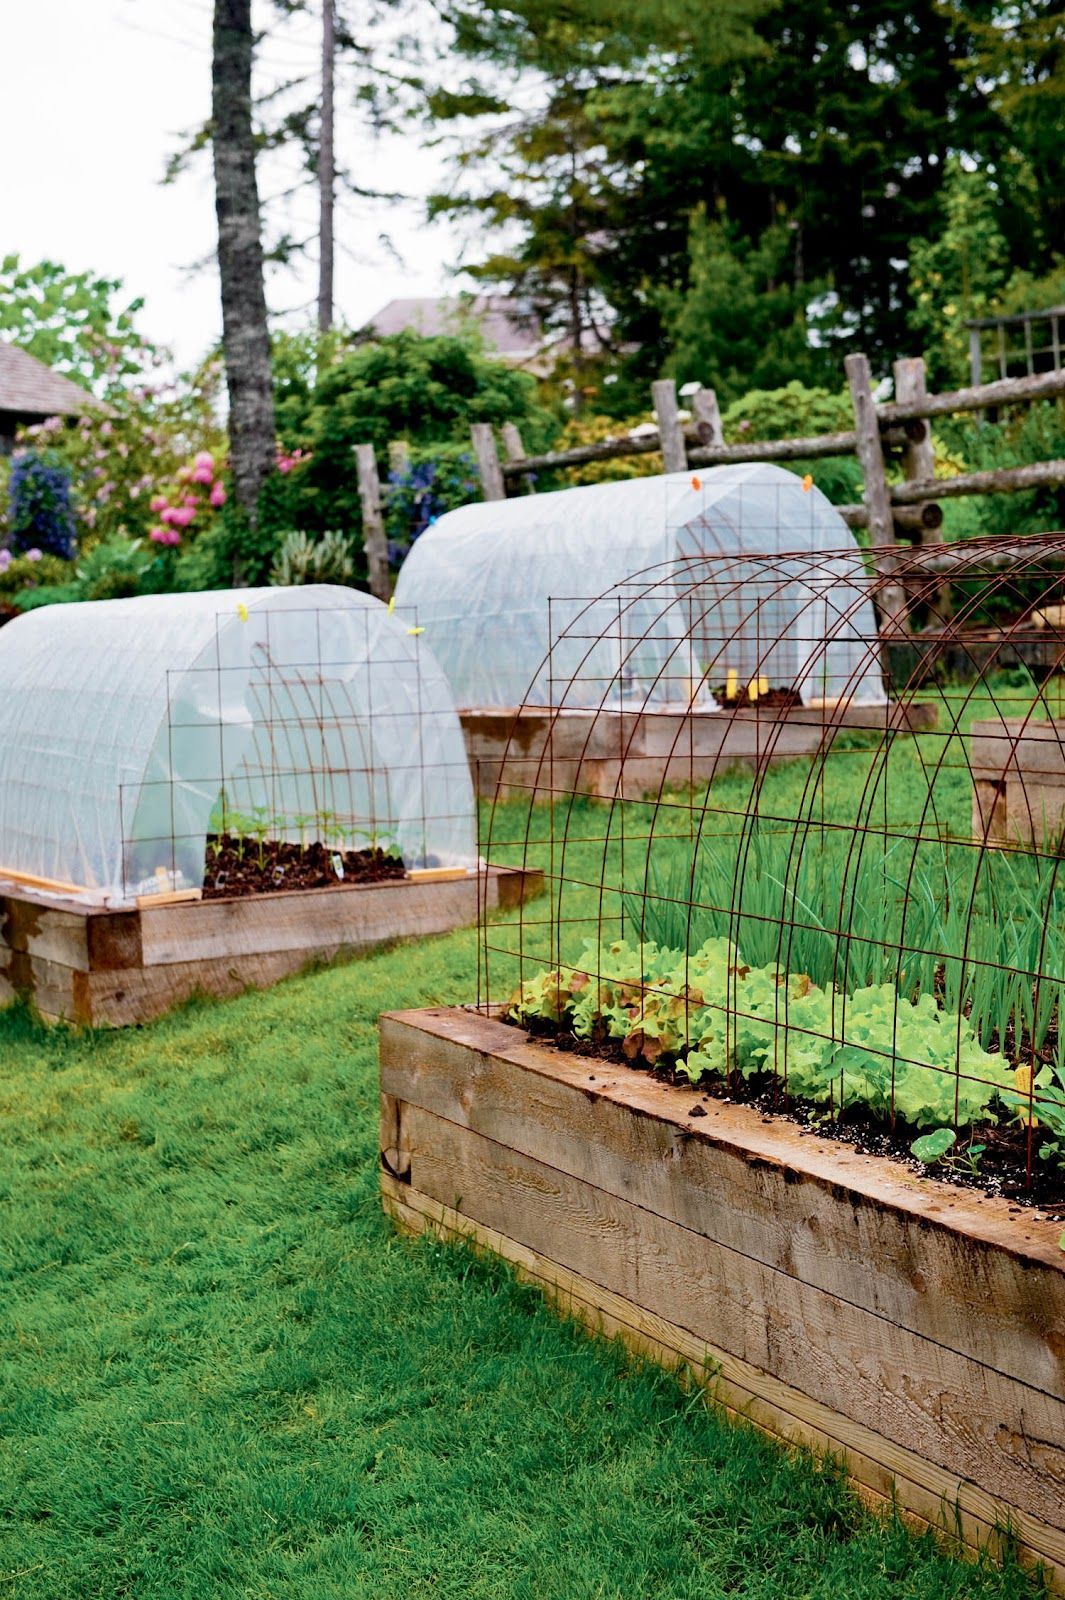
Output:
383 446 479 566
7 450 78 560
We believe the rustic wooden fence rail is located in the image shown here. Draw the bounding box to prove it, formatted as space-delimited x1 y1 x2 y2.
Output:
355 356 1065 626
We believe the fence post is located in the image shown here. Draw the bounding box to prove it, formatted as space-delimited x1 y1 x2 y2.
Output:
652 378 688 473
845 352 908 633
355 442 391 601
501 422 525 463
894 356 952 622
470 422 506 501
692 386 724 446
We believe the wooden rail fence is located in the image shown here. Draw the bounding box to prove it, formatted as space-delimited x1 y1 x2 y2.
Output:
355 356 1065 631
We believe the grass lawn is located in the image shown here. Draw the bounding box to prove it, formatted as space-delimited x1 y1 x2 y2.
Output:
0 910 1047 1599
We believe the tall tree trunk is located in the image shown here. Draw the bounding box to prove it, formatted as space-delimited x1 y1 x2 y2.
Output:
212 0 275 573
317 0 336 332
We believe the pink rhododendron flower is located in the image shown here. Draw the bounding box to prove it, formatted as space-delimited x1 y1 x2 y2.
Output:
25 549 42 563
183 494 198 508
0 550 11 572
149 526 181 546
150 494 168 512
191 465 213 484
209 481 227 507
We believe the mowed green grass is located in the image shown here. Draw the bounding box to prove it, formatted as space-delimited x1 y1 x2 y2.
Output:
0 910 1046 1599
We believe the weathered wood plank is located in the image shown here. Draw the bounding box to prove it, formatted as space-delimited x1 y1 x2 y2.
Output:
847 353 908 633
354 442 391 601
382 1171 1065 1589
138 869 525 967
690 387 723 446
379 1011 1065 1399
470 423 506 501
400 1103 1065 1528
651 379 688 474
892 459 1065 506
0 896 90 970
878 367 1065 426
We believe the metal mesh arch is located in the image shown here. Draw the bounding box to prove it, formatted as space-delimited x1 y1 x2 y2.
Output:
480 531 1065 1198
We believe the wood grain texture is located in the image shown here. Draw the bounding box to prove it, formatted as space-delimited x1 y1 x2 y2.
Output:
380 1014 1065 1398
401 1104 1065 1528
459 704 932 799
382 1171 1065 1590
379 1005 1065 1584
0 871 540 1027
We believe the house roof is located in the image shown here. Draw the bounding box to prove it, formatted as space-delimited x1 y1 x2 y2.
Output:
364 296 545 360
0 340 103 419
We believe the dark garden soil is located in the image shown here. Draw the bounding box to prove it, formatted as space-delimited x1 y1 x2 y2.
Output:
711 685 804 711
202 835 406 899
516 1013 1065 1213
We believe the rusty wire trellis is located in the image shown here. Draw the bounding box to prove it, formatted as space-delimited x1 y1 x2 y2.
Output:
478 531 1065 1197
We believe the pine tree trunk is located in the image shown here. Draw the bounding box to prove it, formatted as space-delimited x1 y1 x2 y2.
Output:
317 0 336 333
212 0 275 568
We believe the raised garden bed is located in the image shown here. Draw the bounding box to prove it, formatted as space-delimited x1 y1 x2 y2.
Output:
0 867 540 1027
460 700 937 799
380 1004 1065 1589
972 716 1065 847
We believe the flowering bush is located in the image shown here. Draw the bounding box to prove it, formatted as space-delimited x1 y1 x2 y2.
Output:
6 451 78 559
384 447 480 564
17 356 227 556
148 450 228 548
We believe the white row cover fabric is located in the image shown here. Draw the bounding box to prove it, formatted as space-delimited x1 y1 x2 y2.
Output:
394 464 886 710
0 585 475 904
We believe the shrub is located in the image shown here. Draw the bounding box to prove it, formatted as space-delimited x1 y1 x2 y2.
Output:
7 451 77 558
74 536 162 601
270 530 355 587
0 548 71 594
384 446 480 562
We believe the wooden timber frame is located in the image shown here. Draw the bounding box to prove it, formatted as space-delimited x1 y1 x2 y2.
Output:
360 359 1065 633
380 1005 1065 1590
0 866 540 1028
460 698 938 800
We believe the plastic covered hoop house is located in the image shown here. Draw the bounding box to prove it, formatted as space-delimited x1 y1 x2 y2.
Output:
0 585 475 905
395 463 886 709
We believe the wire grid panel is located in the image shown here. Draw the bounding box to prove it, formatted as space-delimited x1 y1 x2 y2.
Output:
480 531 1065 1191
120 596 477 899
0 585 476 903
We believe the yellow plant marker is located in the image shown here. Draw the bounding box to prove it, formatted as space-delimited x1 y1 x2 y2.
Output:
725 669 738 699
801 474 814 492
758 674 769 696
387 596 395 614
747 678 759 703
407 625 424 636
236 601 249 622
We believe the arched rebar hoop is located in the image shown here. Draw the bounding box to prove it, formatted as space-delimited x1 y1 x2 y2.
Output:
482 529 1065 1186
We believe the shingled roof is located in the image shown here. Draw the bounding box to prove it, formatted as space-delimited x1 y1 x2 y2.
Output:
0 340 103 419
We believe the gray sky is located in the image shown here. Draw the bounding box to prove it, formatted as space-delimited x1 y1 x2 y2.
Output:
2 0 468 367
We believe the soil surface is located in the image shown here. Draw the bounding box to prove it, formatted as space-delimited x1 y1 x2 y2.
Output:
710 685 803 711
517 1013 1065 1212
202 835 406 899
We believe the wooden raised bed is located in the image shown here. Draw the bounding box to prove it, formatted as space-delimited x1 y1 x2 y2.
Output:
973 716 1065 847
380 1005 1065 1589
0 867 539 1027
460 700 936 799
